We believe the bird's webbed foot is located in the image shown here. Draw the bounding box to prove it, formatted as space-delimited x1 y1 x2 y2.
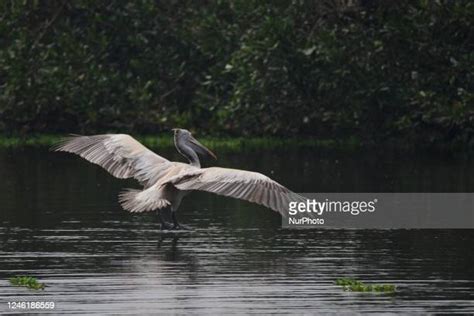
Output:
157 211 173 230
171 212 189 230
173 223 191 231
160 222 173 230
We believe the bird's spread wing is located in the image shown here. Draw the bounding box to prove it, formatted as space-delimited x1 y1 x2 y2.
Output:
53 134 173 187
168 167 307 217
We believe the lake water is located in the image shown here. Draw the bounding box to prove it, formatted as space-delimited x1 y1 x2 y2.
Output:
0 146 473 314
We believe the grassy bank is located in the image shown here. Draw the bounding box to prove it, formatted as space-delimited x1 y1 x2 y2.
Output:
0 134 360 150
1 134 471 152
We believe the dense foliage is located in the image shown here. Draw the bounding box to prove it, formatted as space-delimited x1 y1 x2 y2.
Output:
0 1 473 145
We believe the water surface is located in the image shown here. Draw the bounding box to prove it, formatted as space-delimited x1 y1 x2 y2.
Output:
0 147 473 314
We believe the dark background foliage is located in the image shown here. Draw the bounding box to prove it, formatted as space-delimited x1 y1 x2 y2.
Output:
0 0 473 144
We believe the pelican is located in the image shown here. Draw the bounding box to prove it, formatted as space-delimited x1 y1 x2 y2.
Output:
54 129 304 229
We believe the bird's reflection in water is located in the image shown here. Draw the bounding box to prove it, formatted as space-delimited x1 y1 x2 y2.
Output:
155 234 200 285
156 234 194 262
157 234 180 261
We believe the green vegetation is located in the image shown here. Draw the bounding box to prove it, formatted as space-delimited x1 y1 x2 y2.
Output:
335 278 396 293
1 1 473 146
0 134 357 150
9 276 45 290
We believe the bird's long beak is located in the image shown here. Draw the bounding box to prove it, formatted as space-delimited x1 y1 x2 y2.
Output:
189 135 217 160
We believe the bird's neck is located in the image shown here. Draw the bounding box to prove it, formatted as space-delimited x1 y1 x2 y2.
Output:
175 142 201 168
187 153 201 168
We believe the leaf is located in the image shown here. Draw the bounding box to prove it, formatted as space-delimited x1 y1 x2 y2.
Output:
300 46 316 56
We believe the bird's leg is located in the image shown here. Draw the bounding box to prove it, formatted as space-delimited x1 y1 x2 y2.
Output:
171 211 181 230
157 210 172 230
171 212 190 230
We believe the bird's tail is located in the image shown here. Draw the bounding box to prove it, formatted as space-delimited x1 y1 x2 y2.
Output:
119 188 170 213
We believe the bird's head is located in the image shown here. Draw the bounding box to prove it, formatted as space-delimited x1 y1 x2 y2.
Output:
172 128 217 160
